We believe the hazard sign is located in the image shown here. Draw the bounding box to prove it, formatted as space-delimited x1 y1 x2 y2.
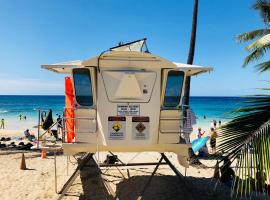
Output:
108 116 126 140
132 117 149 140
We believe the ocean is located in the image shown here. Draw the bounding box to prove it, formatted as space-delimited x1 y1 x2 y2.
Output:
0 95 246 130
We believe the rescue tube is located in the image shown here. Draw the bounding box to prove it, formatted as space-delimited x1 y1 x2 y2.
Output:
65 76 75 143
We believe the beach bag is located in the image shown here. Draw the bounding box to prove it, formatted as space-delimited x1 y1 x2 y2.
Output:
42 109 54 130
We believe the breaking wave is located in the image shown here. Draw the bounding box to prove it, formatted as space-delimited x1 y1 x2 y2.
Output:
0 110 8 113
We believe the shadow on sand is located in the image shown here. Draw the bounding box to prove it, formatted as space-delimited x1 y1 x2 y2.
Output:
73 158 235 200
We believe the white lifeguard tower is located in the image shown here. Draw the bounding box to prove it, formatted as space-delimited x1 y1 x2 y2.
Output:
42 39 212 167
41 39 212 198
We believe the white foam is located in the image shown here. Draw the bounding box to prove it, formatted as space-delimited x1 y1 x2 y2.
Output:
0 110 8 113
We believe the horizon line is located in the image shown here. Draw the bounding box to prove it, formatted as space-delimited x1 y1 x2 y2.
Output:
0 94 248 97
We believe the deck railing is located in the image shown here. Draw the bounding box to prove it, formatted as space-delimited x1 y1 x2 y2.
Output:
36 108 96 148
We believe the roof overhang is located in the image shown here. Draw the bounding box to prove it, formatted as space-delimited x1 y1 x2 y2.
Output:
41 52 213 76
174 62 213 76
41 60 82 74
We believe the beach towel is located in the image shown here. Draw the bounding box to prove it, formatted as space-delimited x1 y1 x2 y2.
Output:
42 109 54 130
182 108 196 133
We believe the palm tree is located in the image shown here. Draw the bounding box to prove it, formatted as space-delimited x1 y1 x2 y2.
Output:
183 0 199 105
218 0 270 197
237 0 270 72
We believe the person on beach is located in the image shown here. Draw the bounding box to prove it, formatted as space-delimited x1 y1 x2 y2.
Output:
219 120 221 127
24 129 35 141
220 157 235 187
210 127 217 154
0 119 5 129
24 116 26 120
19 114 22 120
197 127 205 138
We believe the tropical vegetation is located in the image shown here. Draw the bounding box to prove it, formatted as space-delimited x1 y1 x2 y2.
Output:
218 0 270 197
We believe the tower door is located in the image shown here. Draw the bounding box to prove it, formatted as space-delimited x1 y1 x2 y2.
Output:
72 67 97 142
159 69 185 143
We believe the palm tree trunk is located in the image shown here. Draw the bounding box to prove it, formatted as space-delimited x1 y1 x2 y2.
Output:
184 0 199 106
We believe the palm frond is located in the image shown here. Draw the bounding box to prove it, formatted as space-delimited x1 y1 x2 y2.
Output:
256 87 270 90
255 60 270 72
243 43 270 67
253 0 270 23
237 29 270 43
242 34 270 67
246 33 270 50
243 46 270 66
218 96 270 197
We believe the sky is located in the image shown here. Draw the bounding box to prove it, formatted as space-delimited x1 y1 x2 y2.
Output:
0 0 270 96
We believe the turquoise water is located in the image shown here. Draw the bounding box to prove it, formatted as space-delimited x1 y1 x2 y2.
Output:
0 95 246 130
0 95 64 130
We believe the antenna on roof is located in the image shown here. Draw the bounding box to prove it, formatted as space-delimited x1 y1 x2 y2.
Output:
110 38 149 53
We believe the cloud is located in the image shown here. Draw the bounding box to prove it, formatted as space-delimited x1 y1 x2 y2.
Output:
0 78 64 94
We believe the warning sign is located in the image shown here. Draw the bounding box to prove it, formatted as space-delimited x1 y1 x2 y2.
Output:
108 116 126 140
117 105 140 116
132 117 150 140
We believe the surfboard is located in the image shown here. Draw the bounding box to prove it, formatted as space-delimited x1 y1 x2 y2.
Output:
191 136 209 153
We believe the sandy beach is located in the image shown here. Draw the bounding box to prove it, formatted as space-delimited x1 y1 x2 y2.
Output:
0 129 268 200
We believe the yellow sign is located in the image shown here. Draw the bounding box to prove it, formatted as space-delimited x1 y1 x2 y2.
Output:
112 122 122 132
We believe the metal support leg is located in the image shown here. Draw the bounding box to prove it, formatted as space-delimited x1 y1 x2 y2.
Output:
57 153 93 200
137 156 164 200
37 109 40 149
161 153 194 200
66 156 69 176
54 151 57 193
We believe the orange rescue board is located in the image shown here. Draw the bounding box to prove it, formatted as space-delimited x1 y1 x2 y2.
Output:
65 76 75 143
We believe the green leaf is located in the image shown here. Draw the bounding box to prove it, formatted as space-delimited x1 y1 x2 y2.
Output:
255 60 270 72
253 0 270 24
237 29 270 43
246 34 270 51
218 96 270 196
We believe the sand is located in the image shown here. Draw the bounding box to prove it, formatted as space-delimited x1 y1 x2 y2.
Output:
0 129 268 200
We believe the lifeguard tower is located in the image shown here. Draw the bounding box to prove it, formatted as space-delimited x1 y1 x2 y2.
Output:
41 39 212 198
42 39 212 166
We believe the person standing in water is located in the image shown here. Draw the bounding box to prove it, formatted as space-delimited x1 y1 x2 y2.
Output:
19 114 22 120
213 120 217 129
0 119 5 129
